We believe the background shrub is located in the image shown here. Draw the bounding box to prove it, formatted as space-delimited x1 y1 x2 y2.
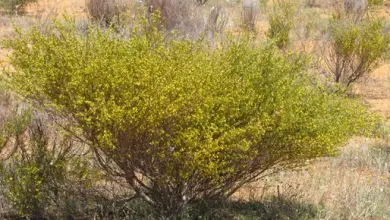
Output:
205 5 228 37
344 0 368 22
241 0 259 32
0 114 103 219
3 20 377 218
323 18 390 89
147 0 205 37
266 0 296 49
86 0 131 26
0 0 37 14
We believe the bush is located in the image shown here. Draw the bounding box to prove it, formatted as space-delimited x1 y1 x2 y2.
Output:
344 0 368 22
323 18 390 89
306 0 317 7
3 20 377 218
241 0 259 32
266 0 296 49
0 115 102 219
86 0 131 26
205 5 228 36
147 0 205 37
0 0 37 14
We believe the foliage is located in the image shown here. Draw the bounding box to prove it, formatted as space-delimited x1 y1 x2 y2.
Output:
2 19 377 218
0 0 37 14
0 114 102 219
266 0 296 49
323 18 390 89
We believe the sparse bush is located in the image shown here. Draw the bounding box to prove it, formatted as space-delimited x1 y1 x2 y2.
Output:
306 0 317 7
241 0 259 31
86 0 131 26
196 0 208 5
344 0 368 22
0 115 101 219
0 0 37 14
323 18 390 89
147 0 205 37
205 5 228 36
267 0 296 49
3 20 377 218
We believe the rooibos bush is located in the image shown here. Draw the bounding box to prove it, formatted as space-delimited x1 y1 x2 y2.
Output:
3 19 377 218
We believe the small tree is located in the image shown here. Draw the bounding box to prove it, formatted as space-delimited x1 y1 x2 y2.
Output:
323 18 390 89
3 20 377 218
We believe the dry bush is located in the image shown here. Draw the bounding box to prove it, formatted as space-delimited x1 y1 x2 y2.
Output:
147 0 205 37
344 0 368 22
86 0 131 26
205 5 228 37
306 0 317 7
241 0 259 31
0 109 131 219
0 0 37 15
196 0 208 5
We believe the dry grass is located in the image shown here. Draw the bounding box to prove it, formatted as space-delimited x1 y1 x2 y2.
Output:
235 137 390 219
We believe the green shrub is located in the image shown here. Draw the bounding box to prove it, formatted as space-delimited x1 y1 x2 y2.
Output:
0 0 37 14
323 18 390 89
3 19 377 218
266 0 296 49
0 115 101 219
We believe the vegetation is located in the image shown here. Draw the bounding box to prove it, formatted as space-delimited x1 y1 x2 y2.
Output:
0 0 37 14
266 0 296 49
323 18 390 89
0 0 389 219
86 0 132 26
241 0 259 32
1 16 378 217
368 0 384 6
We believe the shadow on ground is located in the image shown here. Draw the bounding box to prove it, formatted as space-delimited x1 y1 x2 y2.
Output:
0 196 320 220
190 196 320 220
